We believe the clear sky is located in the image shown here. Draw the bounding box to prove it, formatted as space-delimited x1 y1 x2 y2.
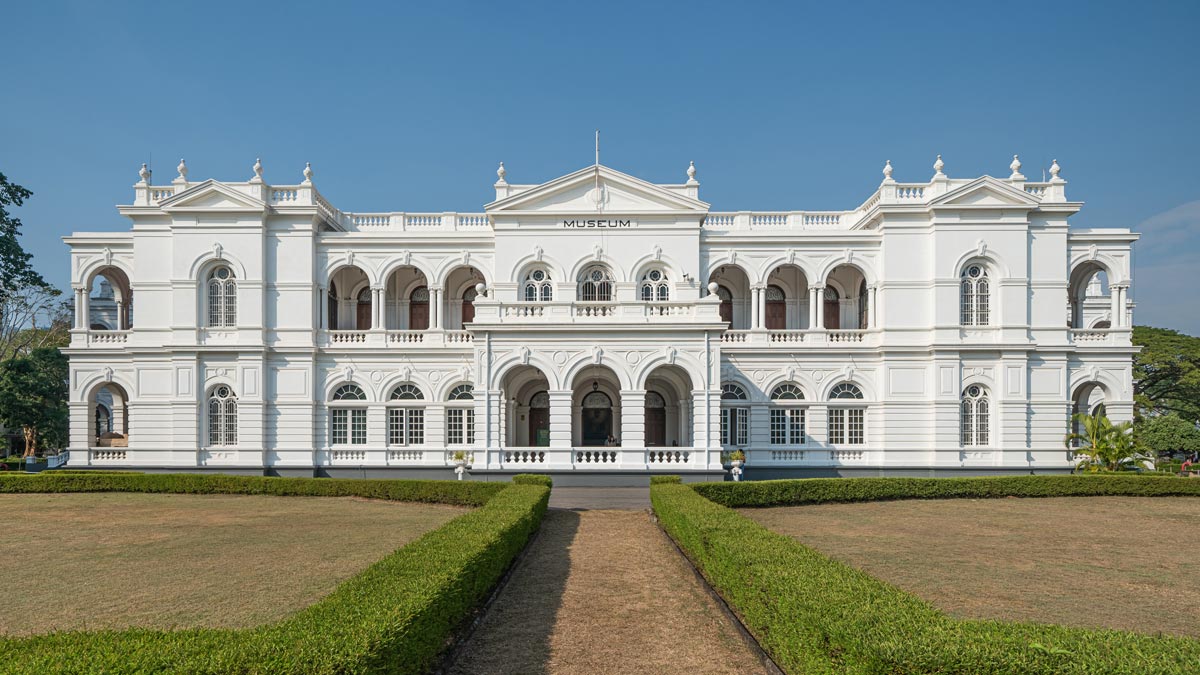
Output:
2 1 1197 334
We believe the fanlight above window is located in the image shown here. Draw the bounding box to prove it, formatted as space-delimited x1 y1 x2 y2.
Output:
524 268 553 302
640 268 670 301
390 383 424 400
448 384 474 401
578 265 614 302
206 265 237 328
332 384 366 401
829 383 863 400
771 383 805 400
960 264 990 326
721 383 748 400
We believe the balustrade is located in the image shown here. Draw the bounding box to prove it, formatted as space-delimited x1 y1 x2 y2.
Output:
647 449 691 464
92 450 127 461
88 330 130 345
575 449 618 464
388 449 423 462
769 449 805 461
827 330 865 343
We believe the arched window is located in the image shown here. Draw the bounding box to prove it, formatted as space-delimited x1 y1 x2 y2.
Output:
388 384 425 446
640 269 669 302
961 385 990 446
765 285 786 329
356 286 372 330
207 385 238 447
770 384 806 445
960 264 990 326
447 384 475 445
720 383 749 446
578 266 614 302
207 266 237 328
330 383 367 445
409 286 429 330
524 269 553 302
823 286 841 330
858 280 869 330
828 383 864 445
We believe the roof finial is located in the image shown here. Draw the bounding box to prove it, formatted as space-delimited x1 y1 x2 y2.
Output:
1008 154 1025 181
686 160 698 186
251 157 264 183
594 130 600 166
882 159 894 181
302 162 313 184
1049 158 1062 181
496 161 507 185
933 154 945 178
138 162 151 183
176 158 188 180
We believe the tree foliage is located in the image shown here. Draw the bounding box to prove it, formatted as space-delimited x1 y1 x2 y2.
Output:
0 348 68 456
1132 326 1200 423
0 169 51 305
1064 412 1152 472
1134 414 1200 456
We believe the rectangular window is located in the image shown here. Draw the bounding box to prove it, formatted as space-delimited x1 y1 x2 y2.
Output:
331 409 348 445
723 407 748 445
828 408 845 444
789 408 806 444
772 408 806 445
388 408 404 445
448 408 473 445
770 409 786 445
736 408 747 445
961 402 974 446
847 408 864 445
721 408 730 445
389 408 425 445
350 409 367 445
408 409 424 445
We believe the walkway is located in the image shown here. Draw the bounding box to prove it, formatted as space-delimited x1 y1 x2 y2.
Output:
446 507 767 675
547 486 650 511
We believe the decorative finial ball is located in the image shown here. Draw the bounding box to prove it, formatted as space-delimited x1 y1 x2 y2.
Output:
882 160 893 179
253 157 263 178
474 282 486 297
177 159 188 179
1049 159 1061 179
707 281 719 295
303 162 313 181
687 161 696 180
497 161 506 180
933 154 944 174
1010 154 1022 173
139 163 151 182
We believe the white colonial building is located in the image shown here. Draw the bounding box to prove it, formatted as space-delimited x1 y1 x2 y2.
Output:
64 154 1137 482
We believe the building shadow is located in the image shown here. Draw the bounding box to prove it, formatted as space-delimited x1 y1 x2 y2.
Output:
444 509 579 675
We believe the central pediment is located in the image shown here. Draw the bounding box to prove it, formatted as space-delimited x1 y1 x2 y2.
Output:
485 165 709 215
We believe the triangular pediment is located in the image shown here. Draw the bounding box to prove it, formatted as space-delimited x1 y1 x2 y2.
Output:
159 180 267 213
486 165 709 214
931 176 1041 208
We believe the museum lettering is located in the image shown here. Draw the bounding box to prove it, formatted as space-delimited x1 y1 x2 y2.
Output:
563 219 632 228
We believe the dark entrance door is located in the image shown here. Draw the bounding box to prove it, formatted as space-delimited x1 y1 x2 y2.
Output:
356 288 372 330
823 287 840 330
581 391 612 446
717 285 733 325
409 286 429 330
645 391 667 447
528 391 549 447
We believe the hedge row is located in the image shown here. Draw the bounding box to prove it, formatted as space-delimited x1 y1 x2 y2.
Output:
649 475 682 485
653 477 1200 674
0 473 550 674
693 473 1200 508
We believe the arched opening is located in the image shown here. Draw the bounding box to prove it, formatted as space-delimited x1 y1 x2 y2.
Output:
329 383 368 445
327 266 370 330
522 267 553 302
572 365 621 446
770 383 807 445
960 385 990 447
355 286 372 330
824 264 868 329
85 267 133 330
1070 381 1109 446
764 264 810 329
960 262 991 327
446 383 476 446
720 382 749 447
644 364 695 448
206 385 238 447
708 265 751 329
1068 262 1113 329
89 382 129 447
387 383 426 446
383 266 429 330
827 382 866 445
205 265 237 328
639 268 670 302
577 265 615 303
444 265 485 330
500 365 550 447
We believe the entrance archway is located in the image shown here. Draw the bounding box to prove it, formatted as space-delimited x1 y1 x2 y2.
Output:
89 383 130 447
642 364 696 448
500 365 550 447
571 365 622 447
645 391 666 446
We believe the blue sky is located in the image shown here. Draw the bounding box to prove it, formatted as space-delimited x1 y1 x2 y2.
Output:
2 1 1198 334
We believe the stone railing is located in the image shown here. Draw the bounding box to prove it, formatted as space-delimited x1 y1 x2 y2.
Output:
340 212 492 232
321 330 473 349
827 330 866 343
1071 328 1121 345
705 211 850 231
329 330 368 344
647 448 691 464
571 303 617 318
387 330 425 344
87 330 130 346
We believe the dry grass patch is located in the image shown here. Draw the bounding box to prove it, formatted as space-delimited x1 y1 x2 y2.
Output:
449 509 766 675
0 492 466 636
742 495 1200 637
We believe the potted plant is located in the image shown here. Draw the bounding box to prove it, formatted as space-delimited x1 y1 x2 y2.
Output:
451 450 471 480
728 449 745 467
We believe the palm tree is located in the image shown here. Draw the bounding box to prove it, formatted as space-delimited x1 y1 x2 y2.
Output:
1064 412 1153 472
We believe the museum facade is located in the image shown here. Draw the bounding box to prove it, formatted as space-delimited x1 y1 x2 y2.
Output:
65 155 1137 480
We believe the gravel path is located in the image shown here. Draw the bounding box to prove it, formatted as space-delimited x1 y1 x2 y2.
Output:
447 509 766 675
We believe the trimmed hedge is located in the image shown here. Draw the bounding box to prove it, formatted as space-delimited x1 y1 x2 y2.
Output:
654 476 1200 674
650 475 682 484
0 473 549 674
510 473 553 488
694 473 1200 508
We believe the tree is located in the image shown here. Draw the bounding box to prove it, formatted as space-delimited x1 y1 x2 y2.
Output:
1132 326 1200 423
1065 412 1153 472
1134 414 1200 458
0 347 68 457
0 169 52 306
0 284 68 361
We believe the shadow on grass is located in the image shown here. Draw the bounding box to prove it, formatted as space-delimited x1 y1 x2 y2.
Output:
445 509 579 675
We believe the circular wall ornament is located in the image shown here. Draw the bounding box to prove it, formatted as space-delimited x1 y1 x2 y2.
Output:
813 370 825 382
553 350 568 366
754 370 767 383
429 371 442 382
370 370 383 383
626 351 641 364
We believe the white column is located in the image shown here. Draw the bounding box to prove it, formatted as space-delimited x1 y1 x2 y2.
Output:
750 287 760 329
808 286 819 330
869 285 878 328
1110 285 1122 328
620 390 646 449
547 390 573 449
1118 285 1129 327
431 288 441 329
80 289 91 330
814 285 825 329
319 285 328 329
